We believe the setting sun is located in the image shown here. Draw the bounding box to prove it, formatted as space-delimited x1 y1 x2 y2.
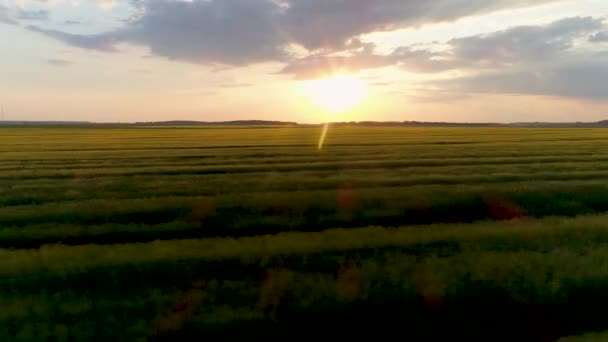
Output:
302 75 368 113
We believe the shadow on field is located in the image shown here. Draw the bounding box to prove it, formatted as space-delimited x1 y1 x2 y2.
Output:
147 268 608 342
138 255 608 342
0 194 529 248
10 186 608 248
8 247 608 341
195 194 528 238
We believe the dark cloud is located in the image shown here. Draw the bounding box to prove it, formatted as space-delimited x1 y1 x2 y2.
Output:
29 0 288 65
27 0 563 66
447 17 602 63
417 18 608 101
124 0 288 65
281 0 560 50
406 16 603 71
47 58 73 67
63 20 85 26
282 16 604 77
590 31 608 42
437 61 608 100
27 25 121 52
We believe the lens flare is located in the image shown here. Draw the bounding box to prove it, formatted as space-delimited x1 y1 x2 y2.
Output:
318 122 330 150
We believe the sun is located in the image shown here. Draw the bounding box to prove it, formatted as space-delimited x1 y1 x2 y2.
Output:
302 74 368 113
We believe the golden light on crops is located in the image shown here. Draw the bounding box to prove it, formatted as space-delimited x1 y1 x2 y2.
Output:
302 74 368 113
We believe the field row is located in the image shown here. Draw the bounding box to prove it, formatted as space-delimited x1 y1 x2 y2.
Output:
5 165 608 204
3 181 608 246
5 156 608 179
3 141 608 160
3 213 608 279
3 214 608 340
4 127 608 150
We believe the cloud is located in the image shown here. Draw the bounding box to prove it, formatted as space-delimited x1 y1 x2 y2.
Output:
279 43 395 79
47 58 73 66
63 19 84 26
590 31 608 42
29 0 289 65
0 4 48 24
453 16 597 59
125 0 288 65
26 0 565 66
31 0 115 9
0 5 18 25
16 9 49 21
280 0 561 50
437 61 608 100
20 0 608 104
282 16 604 77
27 25 121 51
412 17 608 101
22 0 604 103
392 17 608 101
411 16 603 71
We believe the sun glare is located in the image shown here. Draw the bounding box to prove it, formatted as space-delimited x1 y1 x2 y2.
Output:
303 74 368 113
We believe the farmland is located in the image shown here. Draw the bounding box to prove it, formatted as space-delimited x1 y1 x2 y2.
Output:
2 126 608 340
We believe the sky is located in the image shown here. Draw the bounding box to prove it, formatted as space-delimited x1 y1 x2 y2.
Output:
1 0 607 123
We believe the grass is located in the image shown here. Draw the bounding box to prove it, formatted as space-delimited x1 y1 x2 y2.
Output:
3 182 608 246
562 331 608 341
4 217 608 340
3 126 608 340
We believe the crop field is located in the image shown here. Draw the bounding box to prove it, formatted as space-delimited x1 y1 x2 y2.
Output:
3 126 608 341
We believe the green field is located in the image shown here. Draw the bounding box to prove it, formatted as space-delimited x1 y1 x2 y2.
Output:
3 126 608 340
